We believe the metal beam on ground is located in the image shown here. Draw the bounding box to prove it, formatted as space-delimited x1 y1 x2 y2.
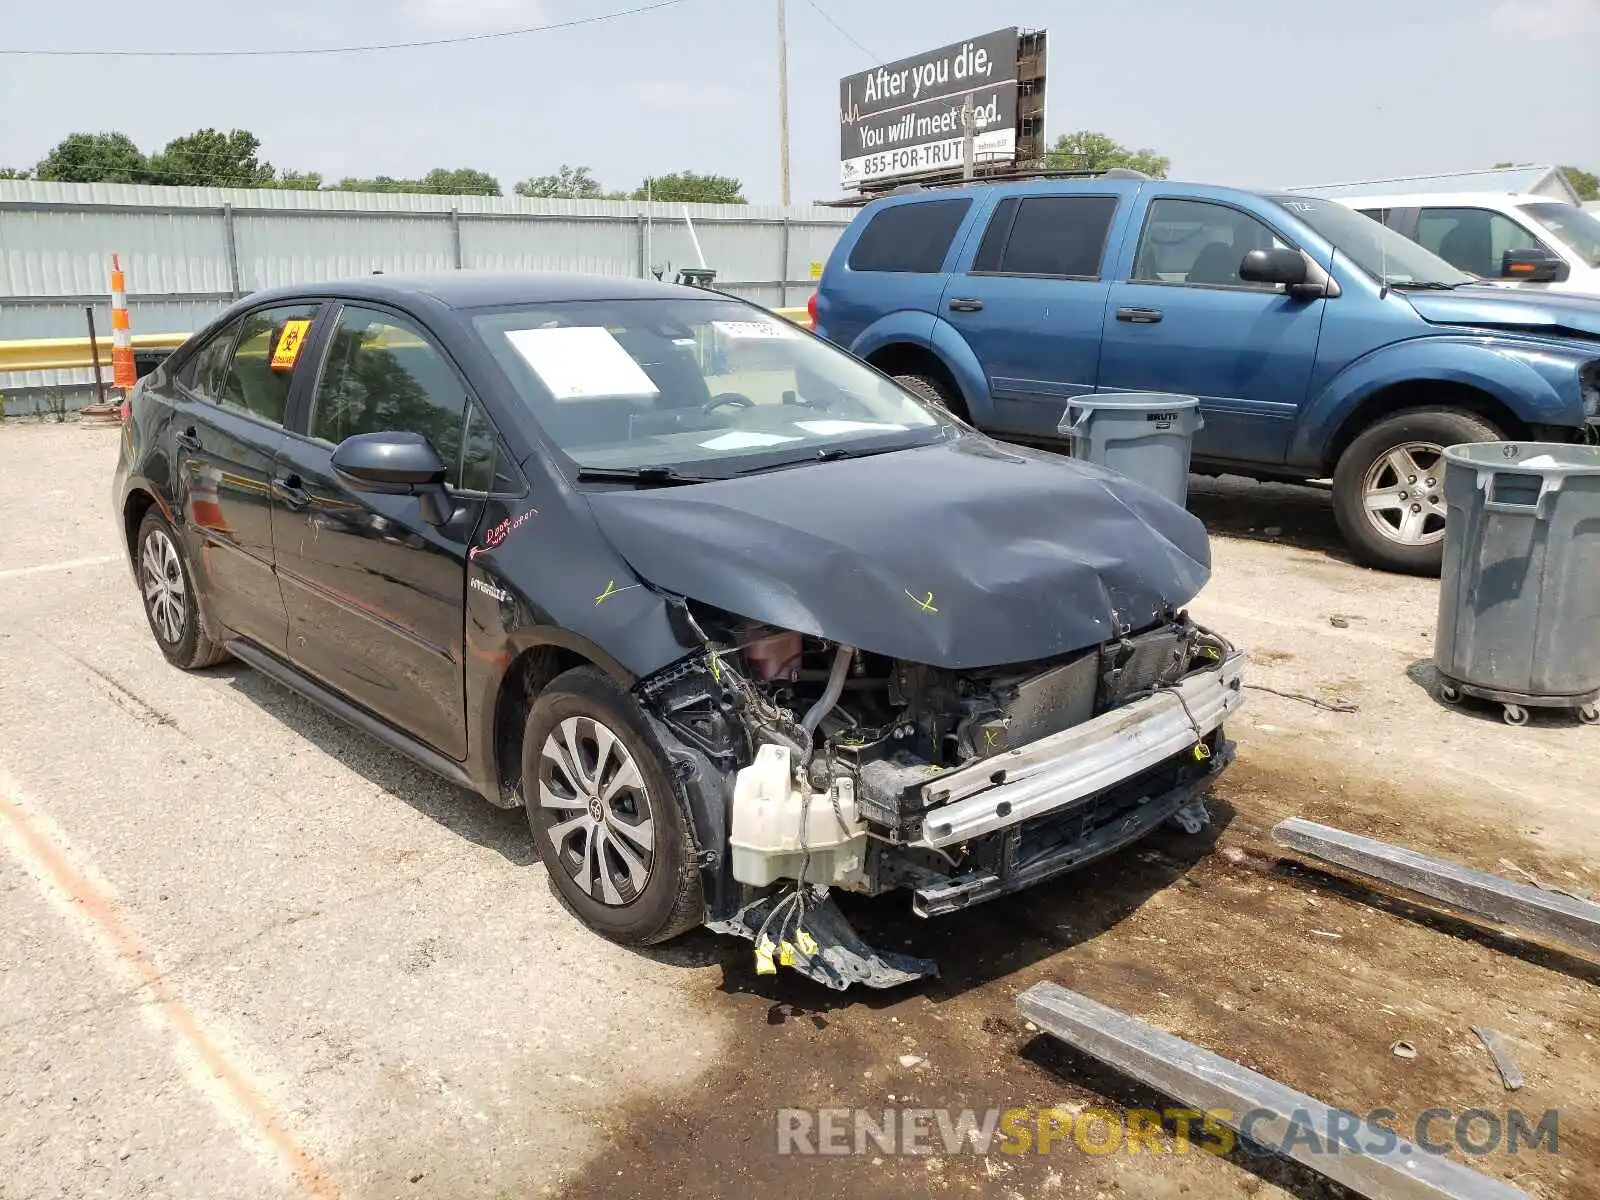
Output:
1016 982 1527 1200
1271 818 1600 958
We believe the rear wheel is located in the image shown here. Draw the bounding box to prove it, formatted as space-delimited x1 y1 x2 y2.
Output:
136 509 229 670
894 373 967 421
1332 407 1503 575
522 667 704 945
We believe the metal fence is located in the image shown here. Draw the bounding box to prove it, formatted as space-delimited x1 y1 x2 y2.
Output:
0 179 852 409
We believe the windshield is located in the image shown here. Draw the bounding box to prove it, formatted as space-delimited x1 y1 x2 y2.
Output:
472 297 946 476
1270 194 1476 287
1519 203 1600 268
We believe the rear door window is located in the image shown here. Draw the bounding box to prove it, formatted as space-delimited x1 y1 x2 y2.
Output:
847 199 972 273
216 303 323 426
975 195 1119 278
177 319 242 402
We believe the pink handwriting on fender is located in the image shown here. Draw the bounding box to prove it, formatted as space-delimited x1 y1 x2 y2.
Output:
469 509 537 560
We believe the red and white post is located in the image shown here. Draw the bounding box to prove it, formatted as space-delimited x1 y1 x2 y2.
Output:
110 253 136 392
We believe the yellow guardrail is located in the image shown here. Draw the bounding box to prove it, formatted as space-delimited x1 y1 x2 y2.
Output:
0 306 814 375
0 331 191 374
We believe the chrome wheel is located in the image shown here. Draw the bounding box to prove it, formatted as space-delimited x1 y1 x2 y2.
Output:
1362 442 1447 547
140 529 187 644
537 716 654 907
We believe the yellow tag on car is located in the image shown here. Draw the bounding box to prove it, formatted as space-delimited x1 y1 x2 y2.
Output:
270 319 313 371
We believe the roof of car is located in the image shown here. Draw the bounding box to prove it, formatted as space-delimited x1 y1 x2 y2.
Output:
245 271 718 310
1323 192 1559 209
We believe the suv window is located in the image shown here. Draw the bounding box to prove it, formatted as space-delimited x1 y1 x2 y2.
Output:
1415 207 1543 278
177 319 242 402
1133 199 1290 289
847 199 972 273
973 194 1118 278
310 305 468 482
216 304 322 425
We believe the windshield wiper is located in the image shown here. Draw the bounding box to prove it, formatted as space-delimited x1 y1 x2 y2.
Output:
737 444 902 475
575 465 717 486
1384 279 1461 291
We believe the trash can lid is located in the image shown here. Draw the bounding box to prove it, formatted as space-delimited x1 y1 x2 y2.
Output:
1444 441 1600 477
1066 392 1200 412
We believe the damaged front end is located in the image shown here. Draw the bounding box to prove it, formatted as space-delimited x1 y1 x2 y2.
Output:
635 603 1244 989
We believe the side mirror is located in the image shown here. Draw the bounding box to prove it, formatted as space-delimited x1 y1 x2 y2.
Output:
331 431 451 525
1239 247 1310 287
1501 247 1569 283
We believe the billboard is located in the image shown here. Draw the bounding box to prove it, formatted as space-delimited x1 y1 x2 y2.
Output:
839 28 1022 189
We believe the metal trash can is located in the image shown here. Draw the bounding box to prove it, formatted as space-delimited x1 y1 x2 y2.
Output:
1434 441 1600 727
1059 393 1204 507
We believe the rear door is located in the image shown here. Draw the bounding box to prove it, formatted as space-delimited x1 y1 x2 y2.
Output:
1098 195 1327 466
271 302 496 760
938 192 1124 438
168 301 323 651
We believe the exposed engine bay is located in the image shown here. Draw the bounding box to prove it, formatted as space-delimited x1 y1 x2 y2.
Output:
637 601 1244 986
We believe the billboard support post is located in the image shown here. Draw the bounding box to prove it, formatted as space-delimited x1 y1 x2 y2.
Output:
961 97 975 182
777 0 791 206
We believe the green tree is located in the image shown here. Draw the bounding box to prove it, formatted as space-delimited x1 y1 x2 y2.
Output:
35 132 148 183
147 128 275 187
0 167 32 179
1561 166 1598 201
1044 131 1169 179
633 171 746 204
420 167 501 196
273 169 324 190
515 164 608 199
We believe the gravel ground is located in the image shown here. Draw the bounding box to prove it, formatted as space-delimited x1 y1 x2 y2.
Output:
2 421 1594 1199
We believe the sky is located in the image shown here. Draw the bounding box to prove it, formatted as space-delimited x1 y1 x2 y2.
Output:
0 0 1596 205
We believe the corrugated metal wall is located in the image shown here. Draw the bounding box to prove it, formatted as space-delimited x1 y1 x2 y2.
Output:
0 179 852 409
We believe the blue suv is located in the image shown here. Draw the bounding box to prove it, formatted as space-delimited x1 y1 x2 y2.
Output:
814 179 1600 573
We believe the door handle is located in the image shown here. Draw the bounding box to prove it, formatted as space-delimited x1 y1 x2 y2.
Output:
947 298 985 313
175 426 202 451
273 475 311 509
1116 307 1164 324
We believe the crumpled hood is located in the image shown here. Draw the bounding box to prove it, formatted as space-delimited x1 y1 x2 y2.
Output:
1406 287 1600 340
583 437 1211 670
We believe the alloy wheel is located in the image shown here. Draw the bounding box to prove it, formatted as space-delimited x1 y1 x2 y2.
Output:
537 716 655 907
1361 441 1447 547
141 529 187 644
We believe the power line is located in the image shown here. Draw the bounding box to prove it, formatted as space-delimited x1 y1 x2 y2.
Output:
801 0 879 63
0 0 690 57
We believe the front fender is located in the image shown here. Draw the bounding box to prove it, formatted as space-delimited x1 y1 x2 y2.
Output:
1292 336 1587 467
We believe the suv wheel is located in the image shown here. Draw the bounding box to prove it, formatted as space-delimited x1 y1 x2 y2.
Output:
136 509 230 669
1332 407 1503 575
894 373 965 421
522 667 704 945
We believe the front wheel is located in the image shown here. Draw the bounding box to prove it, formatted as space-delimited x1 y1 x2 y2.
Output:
1332 407 1503 575
521 667 704 946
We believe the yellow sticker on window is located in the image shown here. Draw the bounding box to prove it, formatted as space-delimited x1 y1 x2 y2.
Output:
270 319 313 371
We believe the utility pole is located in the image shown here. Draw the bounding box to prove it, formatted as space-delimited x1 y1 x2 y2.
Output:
777 0 792 206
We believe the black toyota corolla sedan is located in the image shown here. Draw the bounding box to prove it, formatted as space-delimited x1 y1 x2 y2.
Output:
114 272 1242 988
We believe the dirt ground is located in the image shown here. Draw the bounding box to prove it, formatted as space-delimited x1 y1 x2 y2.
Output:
1 421 1595 1200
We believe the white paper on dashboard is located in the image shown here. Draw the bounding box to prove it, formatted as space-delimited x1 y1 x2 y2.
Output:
698 431 803 450
505 327 659 400
712 320 798 340
793 419 909 436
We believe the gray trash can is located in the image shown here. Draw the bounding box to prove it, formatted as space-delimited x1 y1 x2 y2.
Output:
1059 393 1204 507
1434 441 1600 726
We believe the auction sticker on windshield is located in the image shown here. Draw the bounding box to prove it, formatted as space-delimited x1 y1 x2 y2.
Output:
505 326 660 400
713 320 799 340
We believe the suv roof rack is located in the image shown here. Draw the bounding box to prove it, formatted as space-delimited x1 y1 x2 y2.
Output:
817 166 1152 207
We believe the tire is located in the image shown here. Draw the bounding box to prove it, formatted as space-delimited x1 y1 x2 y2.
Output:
1332 407 1503 575
894 373 966 421
135 508 230 670
521 666 704 946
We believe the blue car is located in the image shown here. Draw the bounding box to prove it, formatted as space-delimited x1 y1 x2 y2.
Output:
814 179 1600 572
